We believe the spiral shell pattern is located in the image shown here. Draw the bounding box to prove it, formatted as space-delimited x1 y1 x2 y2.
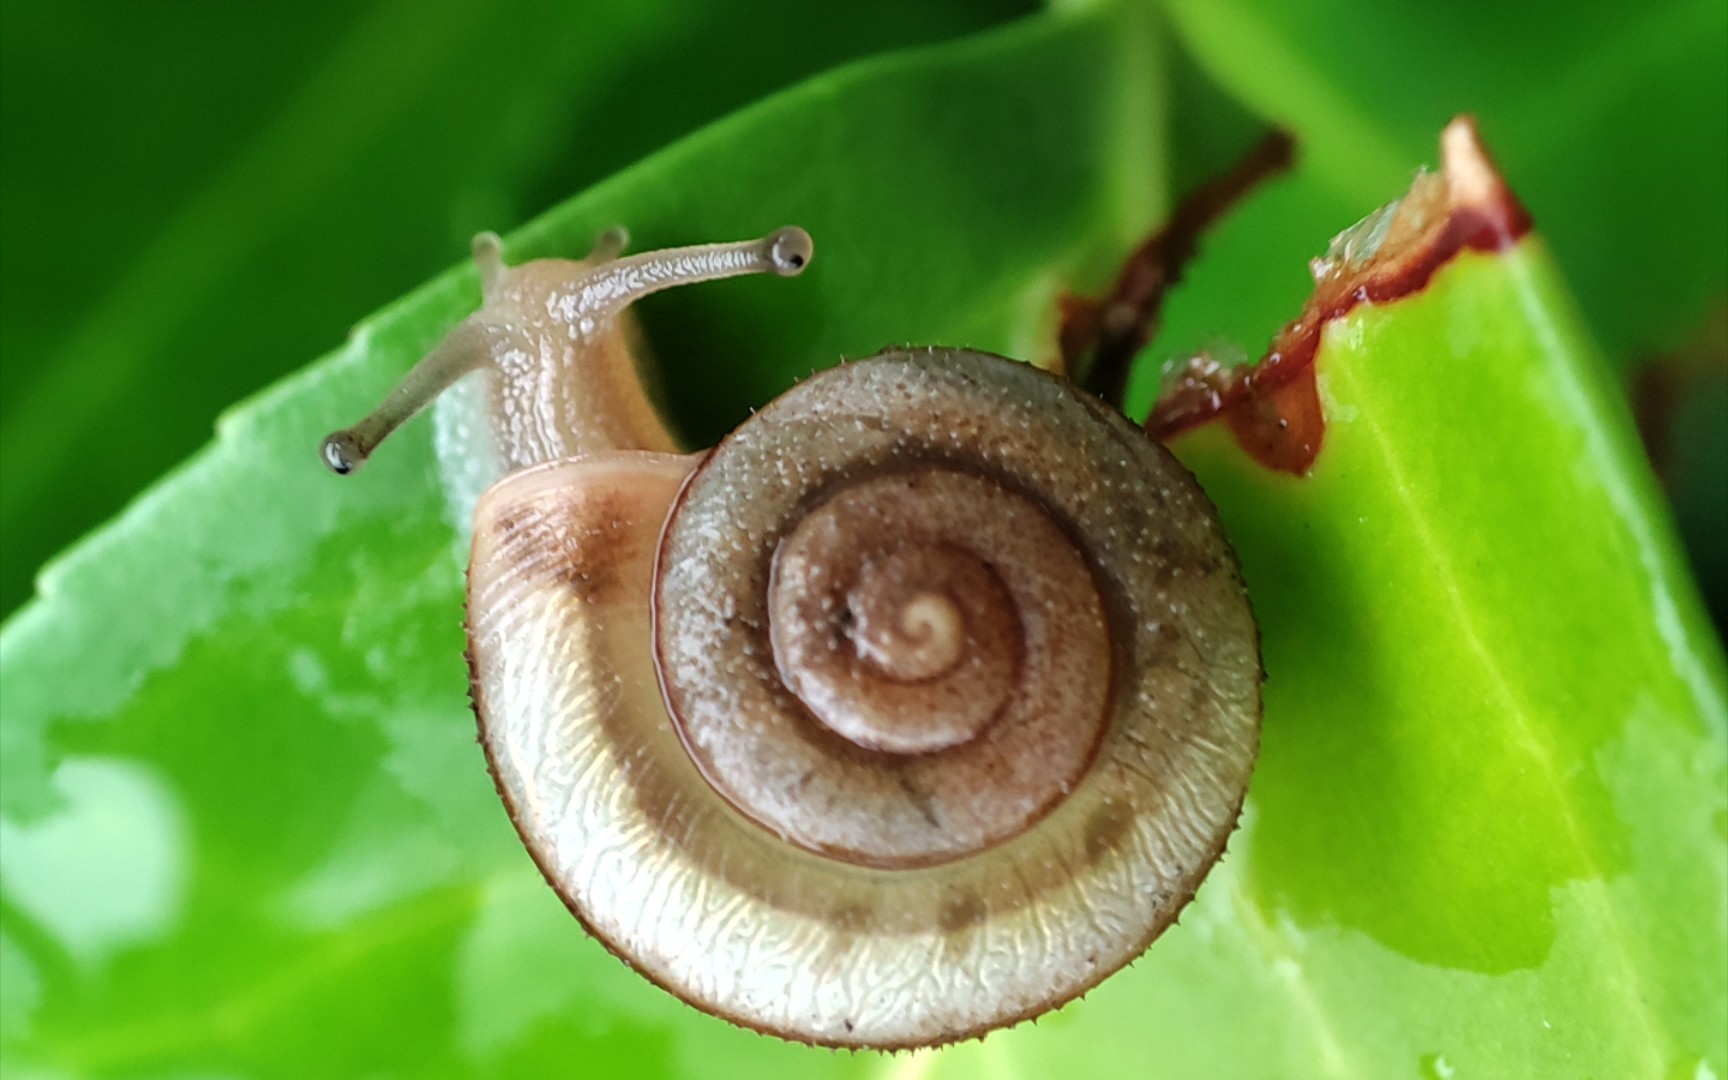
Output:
468 348 1260 1048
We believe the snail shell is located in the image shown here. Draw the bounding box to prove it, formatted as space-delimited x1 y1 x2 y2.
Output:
324 228 1261 1049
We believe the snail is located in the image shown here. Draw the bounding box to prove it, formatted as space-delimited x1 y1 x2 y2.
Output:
321 224 1262 1049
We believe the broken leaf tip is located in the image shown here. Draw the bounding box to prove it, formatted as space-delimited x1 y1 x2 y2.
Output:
1148 116 1534 476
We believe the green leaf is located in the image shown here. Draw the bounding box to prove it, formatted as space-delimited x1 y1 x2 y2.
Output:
1160 239 1728 1077
4 2 1726 1078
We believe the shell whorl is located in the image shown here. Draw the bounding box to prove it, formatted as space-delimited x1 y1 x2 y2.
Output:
657 357 1120 870
468 348 1260 1048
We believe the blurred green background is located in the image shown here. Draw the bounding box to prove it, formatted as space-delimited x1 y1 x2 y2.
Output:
1 2 1724 1078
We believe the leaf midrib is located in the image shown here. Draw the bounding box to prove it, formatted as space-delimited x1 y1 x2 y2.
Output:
1321 277 1670 1074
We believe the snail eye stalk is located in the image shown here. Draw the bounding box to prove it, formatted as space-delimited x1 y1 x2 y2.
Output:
320 227 813 473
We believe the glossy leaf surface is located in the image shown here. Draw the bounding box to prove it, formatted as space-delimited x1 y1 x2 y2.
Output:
1161 242 1728 1078
2 1 1725 1078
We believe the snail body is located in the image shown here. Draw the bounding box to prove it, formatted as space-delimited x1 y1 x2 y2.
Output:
324 227 1261 1048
